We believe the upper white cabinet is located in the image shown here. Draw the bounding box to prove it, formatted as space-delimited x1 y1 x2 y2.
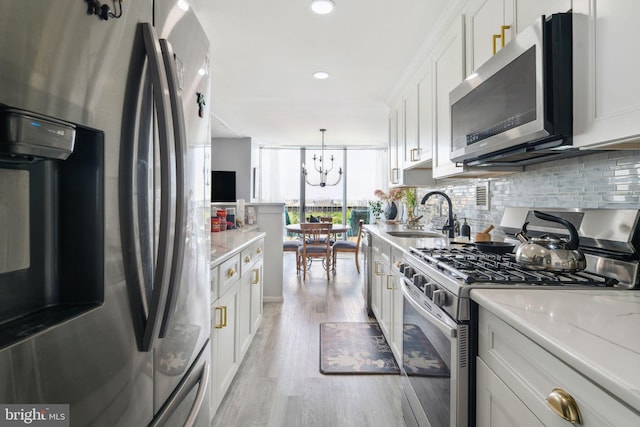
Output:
573 0 640 149
432 16 466 179
465 0 571 74
388 109 401 185
402 87 420 167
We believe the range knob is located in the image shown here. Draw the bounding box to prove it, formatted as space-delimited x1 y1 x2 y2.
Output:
413 274 427 288
432 289 447 307
423 283 435 299
403 266 416 279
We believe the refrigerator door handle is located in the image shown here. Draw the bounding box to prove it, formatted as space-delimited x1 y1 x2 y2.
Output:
183 360 210 427
158 38 187 338
139 22 177 351
149 340 211 427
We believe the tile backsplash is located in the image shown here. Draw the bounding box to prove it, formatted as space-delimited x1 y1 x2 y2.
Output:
416 150 640 240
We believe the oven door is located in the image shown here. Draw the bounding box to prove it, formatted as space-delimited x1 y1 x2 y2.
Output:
401 280 468 427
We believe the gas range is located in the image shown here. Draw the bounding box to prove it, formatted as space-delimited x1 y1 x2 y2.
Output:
400 207 640 322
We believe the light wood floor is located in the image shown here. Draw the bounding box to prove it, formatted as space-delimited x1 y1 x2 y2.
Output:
211 251 406 427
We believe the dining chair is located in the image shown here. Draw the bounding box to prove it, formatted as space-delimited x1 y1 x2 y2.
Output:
332 219 364 273
283 239 302 272
298 222 333 280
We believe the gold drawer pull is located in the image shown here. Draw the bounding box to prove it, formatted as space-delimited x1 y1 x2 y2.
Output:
500 25 511 47
252 268 260 285
227 267 236 277
492 34 501 55
214 306 225 329
374 261 382 276
546 388 582 424
245 255 252 263
386 275 393 290
256 247 262 254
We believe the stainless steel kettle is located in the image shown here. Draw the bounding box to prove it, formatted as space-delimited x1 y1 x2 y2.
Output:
515 211 586 272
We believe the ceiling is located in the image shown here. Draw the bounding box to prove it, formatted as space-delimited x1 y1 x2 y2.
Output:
190 0 449 147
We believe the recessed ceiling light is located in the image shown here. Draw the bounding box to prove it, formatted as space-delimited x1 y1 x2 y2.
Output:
311 0 335 15
313 71 330 80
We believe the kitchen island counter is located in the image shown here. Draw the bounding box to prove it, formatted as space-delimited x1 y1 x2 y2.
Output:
471 288 640 413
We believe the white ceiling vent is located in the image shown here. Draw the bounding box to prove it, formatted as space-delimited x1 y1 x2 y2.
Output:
475 182 490 210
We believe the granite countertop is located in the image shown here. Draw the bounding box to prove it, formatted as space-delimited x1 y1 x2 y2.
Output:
471 288 640 411
210 228 265 265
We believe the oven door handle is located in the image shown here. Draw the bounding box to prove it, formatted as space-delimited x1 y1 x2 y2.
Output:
402 282 457 338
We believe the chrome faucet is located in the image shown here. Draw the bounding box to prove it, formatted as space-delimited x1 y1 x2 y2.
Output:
420 191 455 239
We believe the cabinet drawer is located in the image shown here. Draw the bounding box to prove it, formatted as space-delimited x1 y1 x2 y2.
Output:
478 309 640 426
210 265 219 302
240 239 264 275
219 254 240 297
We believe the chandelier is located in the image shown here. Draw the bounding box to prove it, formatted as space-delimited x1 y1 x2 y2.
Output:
302 129 342 187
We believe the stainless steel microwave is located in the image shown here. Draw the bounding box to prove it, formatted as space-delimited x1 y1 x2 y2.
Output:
449 13 573 167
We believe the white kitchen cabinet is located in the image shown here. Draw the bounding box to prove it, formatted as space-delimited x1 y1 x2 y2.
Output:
465 0 571 74
415 69 434 166
210 278 239 414
573 0 640 149
432 16 466 179
370 236 404 365
476 307 640 427
476 358 544 427
388 107 402 185
210 233 265 418
238 239 264 358
402 87 420 168
371 238 391 337
390 250 405 363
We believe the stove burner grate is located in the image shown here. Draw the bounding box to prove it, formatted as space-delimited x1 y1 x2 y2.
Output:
411 247 618 287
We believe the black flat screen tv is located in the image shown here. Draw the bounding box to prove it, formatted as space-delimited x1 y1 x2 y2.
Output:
211 170 236 202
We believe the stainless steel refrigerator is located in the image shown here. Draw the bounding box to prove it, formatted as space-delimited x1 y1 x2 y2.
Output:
0 1 211 425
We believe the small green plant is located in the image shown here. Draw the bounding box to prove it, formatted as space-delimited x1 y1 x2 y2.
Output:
368 200 383 218
403 188 417 212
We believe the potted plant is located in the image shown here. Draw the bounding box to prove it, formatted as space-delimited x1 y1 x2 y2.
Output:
374 188 404 221
368 200 383 223
403 188 418 223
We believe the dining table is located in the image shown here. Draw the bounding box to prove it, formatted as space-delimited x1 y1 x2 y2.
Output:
285 223 350 239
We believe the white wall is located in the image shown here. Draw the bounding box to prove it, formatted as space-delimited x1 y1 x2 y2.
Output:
211 137 252 201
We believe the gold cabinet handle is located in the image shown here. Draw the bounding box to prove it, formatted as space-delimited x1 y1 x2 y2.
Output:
244 255 252 263
227 267 236 277
374 261 382 276
251 268 260 285
214 306 225 329
395 261 402 268
545 388 582 424
222 306 228 327
386 275 393 290
410 148 421 162
500 25 511 47
256 247 262 254
492 34 501 55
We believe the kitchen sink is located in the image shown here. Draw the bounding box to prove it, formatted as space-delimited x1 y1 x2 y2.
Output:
386 230 445 239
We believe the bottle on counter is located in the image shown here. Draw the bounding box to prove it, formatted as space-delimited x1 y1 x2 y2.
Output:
461 218 471 239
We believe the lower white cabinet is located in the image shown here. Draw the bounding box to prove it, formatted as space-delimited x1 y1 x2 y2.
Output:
476 307 640 427
210 236 265 418
370 235 403 365
210 280 239 413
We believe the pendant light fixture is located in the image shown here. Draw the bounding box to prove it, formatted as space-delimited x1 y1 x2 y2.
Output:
311 0 335 15
302 129 342 187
